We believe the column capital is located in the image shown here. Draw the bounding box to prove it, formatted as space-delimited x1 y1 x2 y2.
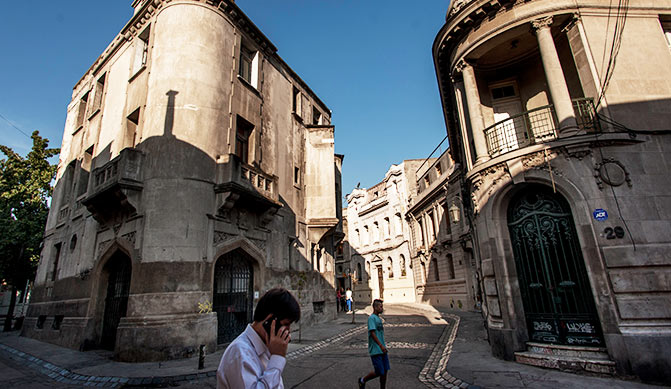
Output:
454 58 474 73
531 16 553 31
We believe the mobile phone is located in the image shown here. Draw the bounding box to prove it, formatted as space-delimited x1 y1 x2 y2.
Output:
262 316 278 337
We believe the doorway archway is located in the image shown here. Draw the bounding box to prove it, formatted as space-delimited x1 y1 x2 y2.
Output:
507 185 603 346
100 251 132 350
213 249 254 344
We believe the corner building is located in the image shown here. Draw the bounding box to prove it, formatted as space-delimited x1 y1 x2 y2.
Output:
434 0 671 383
24 0 342 362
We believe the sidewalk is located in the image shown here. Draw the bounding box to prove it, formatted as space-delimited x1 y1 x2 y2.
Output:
0 309 371 387
395 303 663 389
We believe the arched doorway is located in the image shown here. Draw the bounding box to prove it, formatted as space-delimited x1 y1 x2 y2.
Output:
507 185 604 346
213 249 254 344
100 251 132 350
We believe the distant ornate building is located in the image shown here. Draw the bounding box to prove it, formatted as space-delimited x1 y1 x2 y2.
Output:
23 0 341 362
344 162 421 304
407 147 478 311
433 0 671 383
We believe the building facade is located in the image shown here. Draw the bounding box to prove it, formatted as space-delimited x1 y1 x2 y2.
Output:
434 0 671 382
345 162 421 304
407 147 478 311
23 0 342 362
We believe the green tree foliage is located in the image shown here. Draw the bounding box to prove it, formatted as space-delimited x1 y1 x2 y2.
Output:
0 131 58 327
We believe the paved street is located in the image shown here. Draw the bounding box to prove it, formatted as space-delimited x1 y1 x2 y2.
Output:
0 304 664 388
284 306 447 388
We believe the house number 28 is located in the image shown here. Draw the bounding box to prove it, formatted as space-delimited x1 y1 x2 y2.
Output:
604 226 625 239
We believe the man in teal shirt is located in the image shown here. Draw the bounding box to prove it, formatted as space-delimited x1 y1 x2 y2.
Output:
358 299 389 388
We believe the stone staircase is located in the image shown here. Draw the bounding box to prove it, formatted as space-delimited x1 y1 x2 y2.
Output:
515 342 616 375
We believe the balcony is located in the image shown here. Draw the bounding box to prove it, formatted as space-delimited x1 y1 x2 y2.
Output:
82 148 143 223
484 98 600 157
214 154 281 222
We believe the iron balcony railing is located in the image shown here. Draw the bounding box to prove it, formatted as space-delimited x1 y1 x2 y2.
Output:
484 98 599 157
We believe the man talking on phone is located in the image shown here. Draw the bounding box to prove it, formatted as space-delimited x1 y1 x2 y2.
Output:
217 288 301 389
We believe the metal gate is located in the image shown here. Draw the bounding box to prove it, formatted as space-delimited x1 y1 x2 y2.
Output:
101 253 132 350
214 250 254 344
507 187 604 346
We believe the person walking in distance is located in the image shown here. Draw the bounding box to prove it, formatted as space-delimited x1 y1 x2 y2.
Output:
336 287 343 313
217 288 300 389
345 287 353 313
358 299 389 388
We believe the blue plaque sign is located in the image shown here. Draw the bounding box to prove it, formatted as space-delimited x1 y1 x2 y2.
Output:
593 208 608 221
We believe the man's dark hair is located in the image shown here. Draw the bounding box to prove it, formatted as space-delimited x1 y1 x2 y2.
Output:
253 288 301 323
372 299 383 308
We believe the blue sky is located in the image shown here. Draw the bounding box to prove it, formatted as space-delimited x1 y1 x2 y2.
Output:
0 0 450 200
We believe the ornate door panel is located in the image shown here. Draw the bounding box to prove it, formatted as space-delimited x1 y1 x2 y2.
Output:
508 187 604 346
101 253 132 350
214 250 253 344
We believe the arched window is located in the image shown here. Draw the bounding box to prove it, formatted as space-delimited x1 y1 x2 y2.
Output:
387 257 394 278
373 221 380 242
400 254 406 277
384 217 391 238
363 226 369 245
357 263 362 281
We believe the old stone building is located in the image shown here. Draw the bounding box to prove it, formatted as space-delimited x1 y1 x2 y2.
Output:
407 145 478 311
344 162 422 304
23 0 342 362
433 0 671 382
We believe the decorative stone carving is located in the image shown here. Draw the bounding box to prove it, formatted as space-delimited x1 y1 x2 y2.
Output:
594 158 631 189
121 231 137 246
249 237 267 252
448 0 474 18
560 146 592 160
97 239 113 257
521 150 563 176
260 208 279 227
213 231 236 245
531 16 553 31
469 163 509 214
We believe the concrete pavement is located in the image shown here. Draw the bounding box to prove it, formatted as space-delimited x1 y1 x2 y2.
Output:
0 304 664 388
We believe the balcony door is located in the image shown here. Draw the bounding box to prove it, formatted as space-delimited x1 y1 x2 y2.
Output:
490 82 526 155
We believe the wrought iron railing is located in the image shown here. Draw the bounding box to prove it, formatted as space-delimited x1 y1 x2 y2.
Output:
572 98 601 133
484 98 599 157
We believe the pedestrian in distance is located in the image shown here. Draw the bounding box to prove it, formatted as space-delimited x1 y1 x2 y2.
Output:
345 287 353 313
216 287 300 389
336 287 343 313
358 299 389 388
340 287 347 312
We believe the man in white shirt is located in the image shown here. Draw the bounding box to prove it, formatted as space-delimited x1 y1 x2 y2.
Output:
346 287 353 312
217 288 300 389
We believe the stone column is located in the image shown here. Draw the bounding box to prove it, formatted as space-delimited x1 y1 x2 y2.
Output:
456 60 490 164
533 16 578 136
453 78 474 171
